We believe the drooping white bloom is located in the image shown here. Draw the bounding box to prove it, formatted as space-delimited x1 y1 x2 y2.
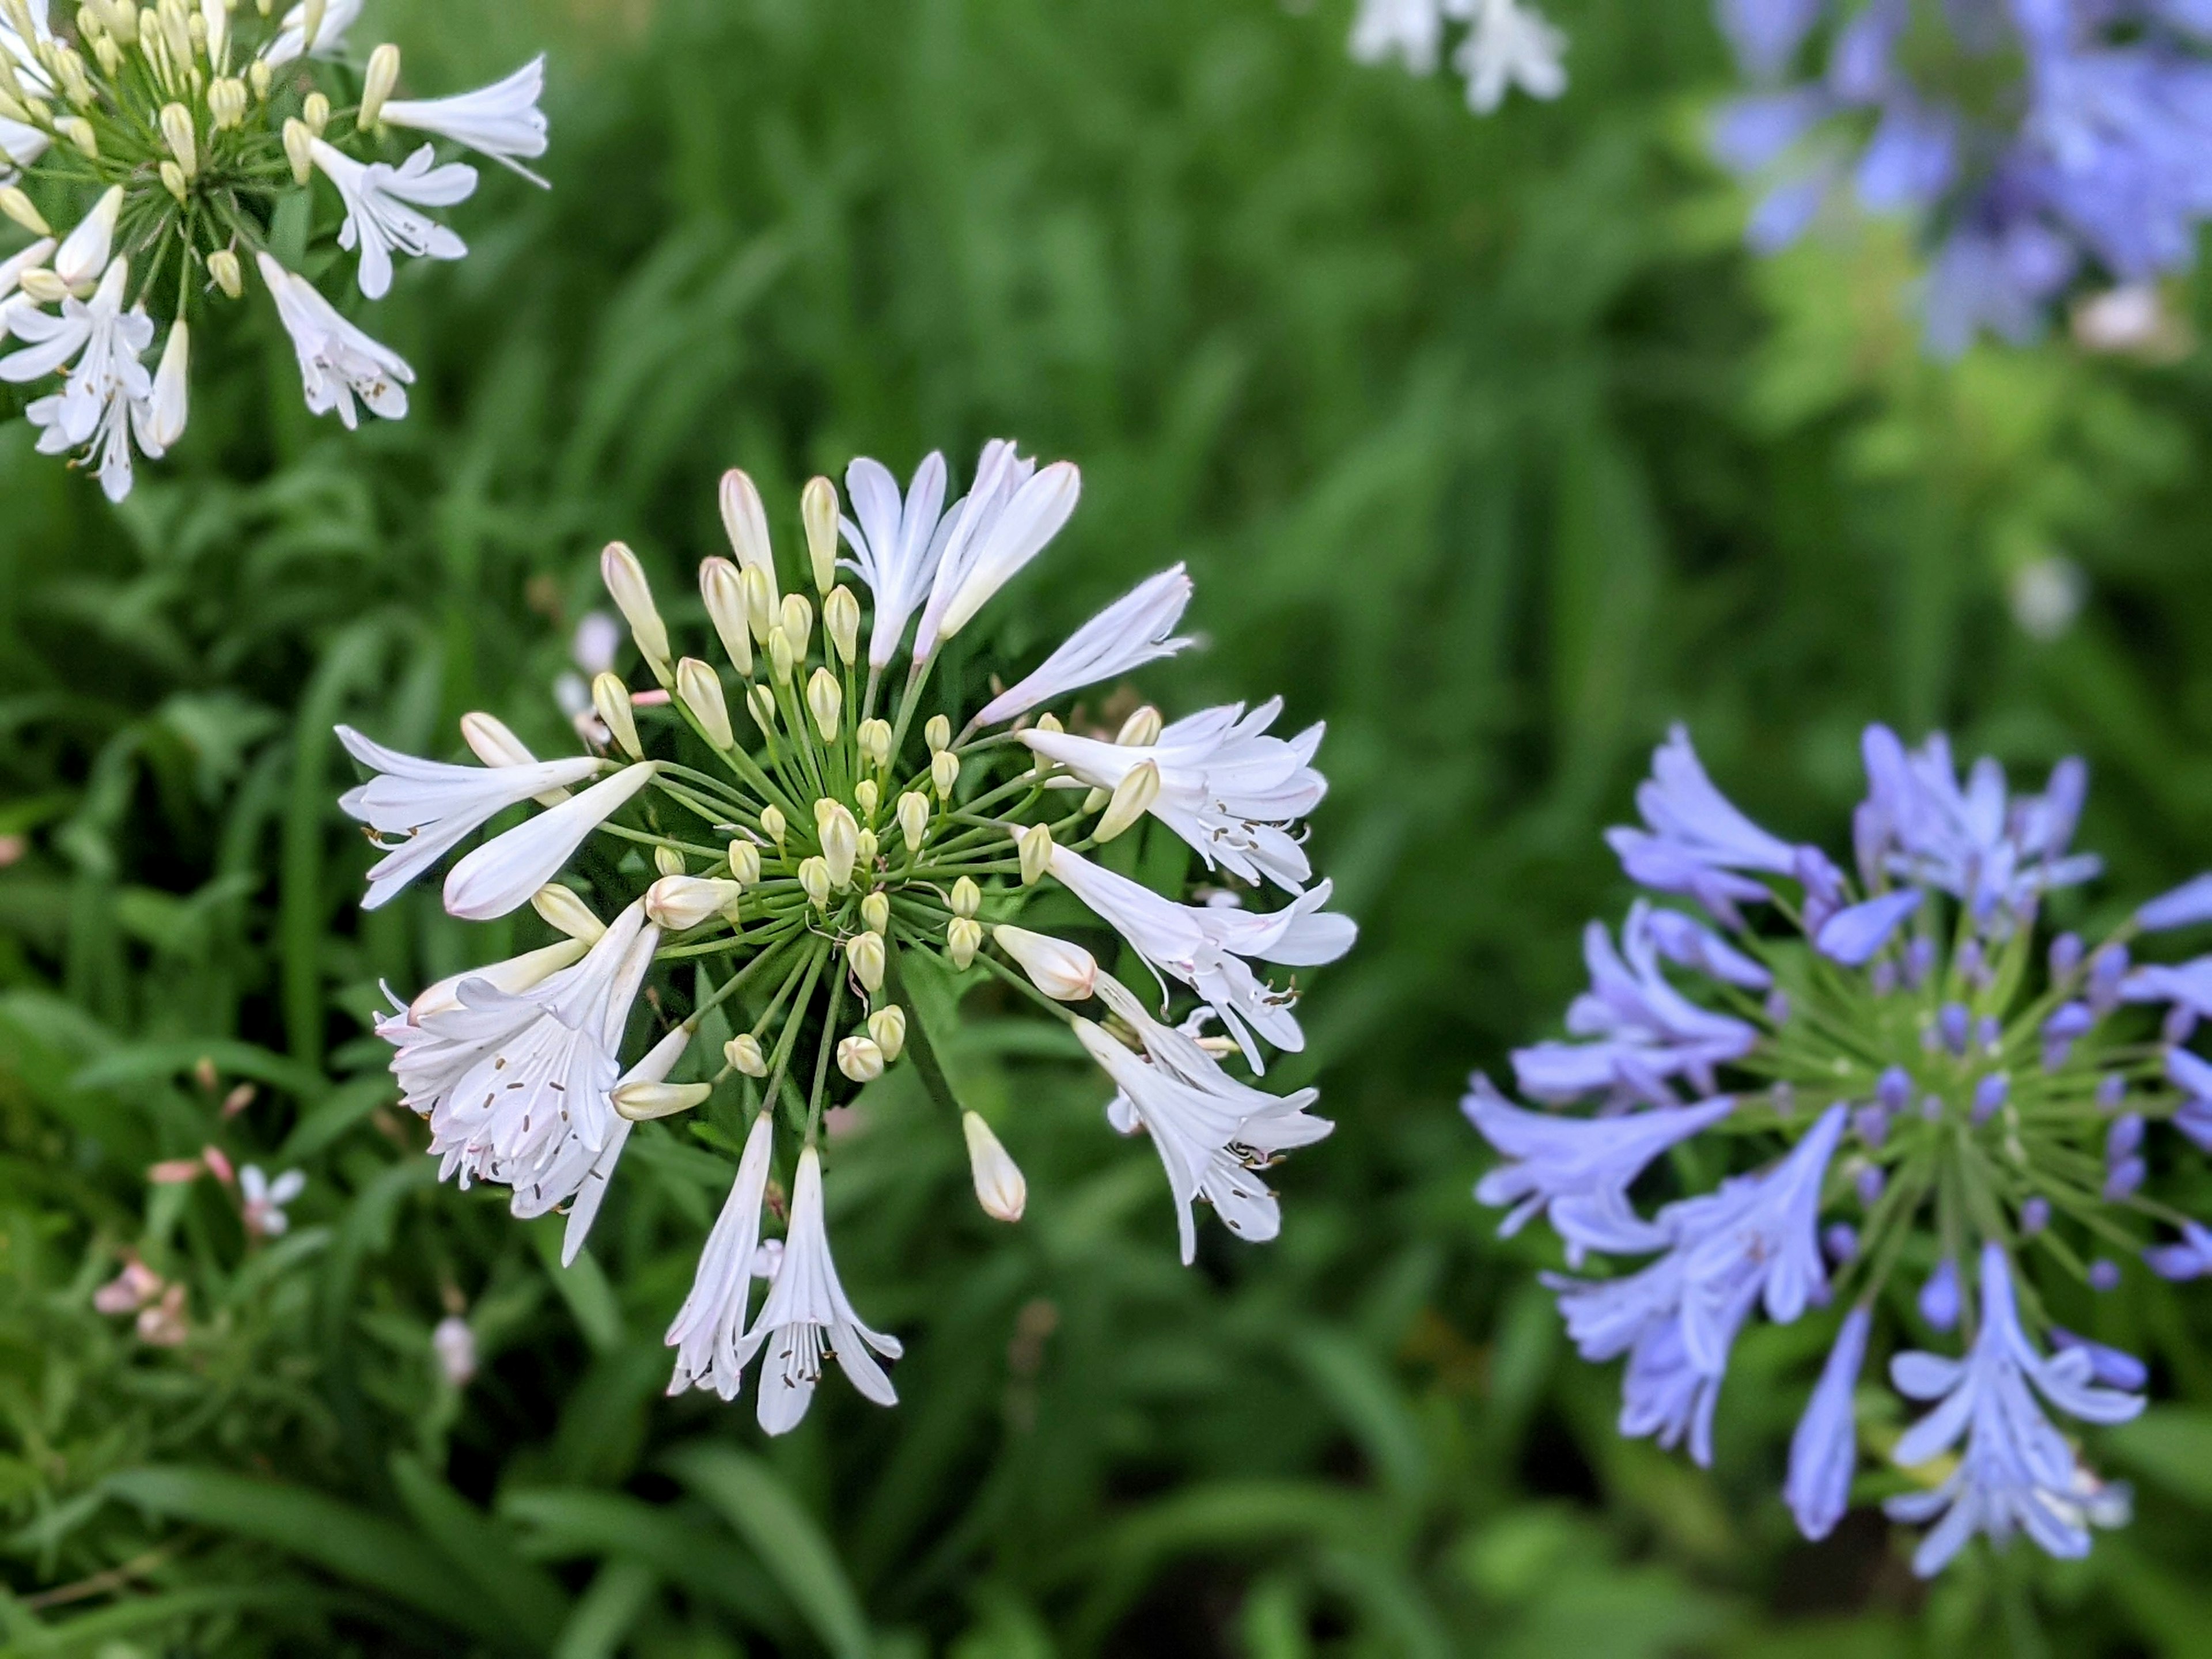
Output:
310 139 477 301
258 253 417 427
1455 0 1568 115
1 259 162 503
666 1110 778 1400
1048 843 1355 1067
840 452 949 668
975 565 1194 728
378 939 594 1120
734 1146 904 1434
1885 1242 2143 1577
442 764 658 921
561 1022 692 1264
1080 979 1333 1264
262 0 365 67
381 56 551 187
913 441 1081 658
1022 699 1328 892
239 1165 307 1237
335 723 607 909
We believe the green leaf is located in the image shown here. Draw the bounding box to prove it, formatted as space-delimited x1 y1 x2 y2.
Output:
390 1454 573 1649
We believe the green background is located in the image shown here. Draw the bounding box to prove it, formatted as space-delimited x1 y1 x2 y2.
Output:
7 0 2212 1652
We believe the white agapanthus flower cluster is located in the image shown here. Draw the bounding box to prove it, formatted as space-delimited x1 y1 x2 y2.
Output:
342 443 1357 1435
1349 0 1567 115
0 0 547 499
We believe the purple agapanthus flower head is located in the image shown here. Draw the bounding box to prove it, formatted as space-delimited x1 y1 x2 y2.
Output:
1469 721 2212 1577
1708 0 2212 350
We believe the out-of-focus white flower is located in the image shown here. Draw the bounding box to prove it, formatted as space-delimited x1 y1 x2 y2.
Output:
1349 0 1567 114
432 1315 479 1387
2009 555 2085 643
262 0 366 67
239 1165 306 1237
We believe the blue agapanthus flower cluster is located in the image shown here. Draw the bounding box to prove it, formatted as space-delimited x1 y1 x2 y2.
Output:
1468 724 2212 1575
1709 0 2212 353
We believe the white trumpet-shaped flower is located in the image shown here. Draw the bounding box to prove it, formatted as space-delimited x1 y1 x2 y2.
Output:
442 764 658 921
1 259 162 503
310 139 477 300
1022 699 1327 892
665 1111 777 1399
381 56 551 186
262 0 365 67
914 440 1081 657
259 253 418 428
335 724 607 909
975 565 1194 728
840 452 949 668
734 1146 904 1434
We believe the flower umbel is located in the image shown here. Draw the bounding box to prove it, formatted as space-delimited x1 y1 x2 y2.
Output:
1470 721 2210 1574
345 444 1354 1434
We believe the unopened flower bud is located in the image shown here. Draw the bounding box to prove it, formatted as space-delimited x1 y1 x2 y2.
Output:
768 627 796 687
159 101 198 173
824 585 861 666
725 1034 767 1077
248 56 270 99
779 593 814 654
931 749 961 801
861 892 890 934
208 247 243 298
846 930 886 994
747 683 778 733
600 541 671 673
868 1005 906 1062
94 31 124 74
925 714 952 753
948 916 982 969
1116 706 1162 748
677 657 733 749
160 160 189 204
17 267 66 304
855 828 877 870
741 562 777 646
613 1080 713 1122
1094 759 1160 844
360 43 399 128
207 77 246 128
798 856 831 908
816 798 859 888
837 1035 885 1082
994 925 1096 1001
858 717 892 770
592 672 641 758
718 468 778 598
802 475 839 594
855 778 880 817
298 0 328 51
59 114 97 156
760 804 787 848
963 1111 1027 1222
282 117 313 184
654 846 685 877
897 791 929 853
951 876 981 919
806 666 843 742
1015 822 1053 886
726 839 761 885
646 875 744 931
1 187 48 236
302 90 329 137
532 884 607 942
699 557 754 676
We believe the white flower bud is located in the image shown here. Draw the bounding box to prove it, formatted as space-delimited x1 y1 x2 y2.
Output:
303 90 330 137
855 779 880 817
17 267 66 304
600 541 671 673
646 875 744 931
613 1080 713 1122
457 710 535 768
677 657 734 750
897 791 929 854
947 916 983 969
798 856 831 908
836 1035 885 1083
846 930 885 994
1116 706 1162 747
768 627 796 687
725 1034 767 1077
747 683 778 734
160 161 190 204
760 804 787 848
855 828 878 870
951 877 982 919
592 672 641 759
719 469 778 604
779 593 814 654
741 563 777 646
654 845 685 877
802 475 839 594
360 43 400 129
160 101 197 175
0 187 48 236
816 798 859 889
207 77 247 129
699 556 753 676
868 1005 906 1062
531 884 607 942
1015 821 1053 887
298 0 328 52
806 666 843 743
824 585 860 666
931 749 961 801
1094 759 1160 844
149 320 189 449
248 56 270 99
993 925 1096 1001
59 114 97 156
962 1112 1027 1222
925 714 952 754
861 892 890 934
208 248 243 298
858 718 892 771
726 839 761 885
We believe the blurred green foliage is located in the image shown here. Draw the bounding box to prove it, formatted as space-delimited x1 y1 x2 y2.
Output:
5 0 2212 1652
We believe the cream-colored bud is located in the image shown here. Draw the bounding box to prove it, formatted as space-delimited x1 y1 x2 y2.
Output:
600 541 671 673
592 672 641 759
741 563 777 646
823 585 860 666
207 77 245 128
698 557 753 677
798 856 831 908
298 0 327 52
931 749 961 801
360 43 399 128
779 593 813 653
950 876 981 919
94 32 124 75
836 1035 885 1084
760 804 787 848
861 891 890 934
0 83 24 125
962 1112 1027 1222
654 845 685 877
248 56 269 100
17 267 66 305
816 798 859 889
855 828 877 871
846 930 885 995
160 161 189 204
993 925 1096 1001
948 916 983 969
868 1005 906 1063
302 90 329 137
676 657 733 750
208 247 243 298
282 118 313 185
1082 787 1109 813
718 468 778 599
56 50 95 109
925 714 952 753
806 667 843 743
532 884 607 942
613 1080 713 1122
897 791 929 853
59 115 97 157
460 711 540 773
1016 821 1053 887
1094 760 1160 844
726 839 761 885
767 627 795 687
747 684 778 734
857 718 892 771
646 875 744 931
1116 706 1163 748
725 1034 767 1077
801 475 839 594
854 778 880 818
0 188 48 236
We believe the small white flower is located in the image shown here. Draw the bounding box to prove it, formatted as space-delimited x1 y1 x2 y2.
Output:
257 252 418 428
1022 699 1328 892
913 440 1081 658
1454 0 1567 115
335 723 607 909
432 1315 479 1387
1351 0 1446 74
734 1146 904 1435
572 611 622 675
261 0 365 67
239 1165 306 1237
1 258 162 502
382 56 551 187
840 452 950 668
975 565 1195 728
665 1111 777 1399
310 139 477 301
